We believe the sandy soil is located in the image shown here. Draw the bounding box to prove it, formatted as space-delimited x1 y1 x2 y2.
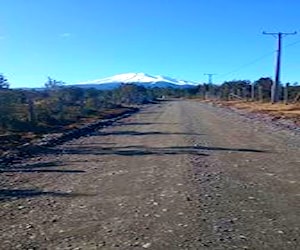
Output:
0 100 299 249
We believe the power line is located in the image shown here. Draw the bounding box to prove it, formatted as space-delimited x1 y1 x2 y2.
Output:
263 31 297 103
209 34 299 91
215 37 299 81
216 51 275 79
284 39 300 49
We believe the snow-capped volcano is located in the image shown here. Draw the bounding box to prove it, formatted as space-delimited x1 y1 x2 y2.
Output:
86 73 198 86
74 73 199 90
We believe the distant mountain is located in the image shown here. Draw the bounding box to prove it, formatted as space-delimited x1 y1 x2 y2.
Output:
72 73 199 90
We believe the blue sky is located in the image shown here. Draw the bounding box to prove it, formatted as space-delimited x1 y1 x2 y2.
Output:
1 0 300 88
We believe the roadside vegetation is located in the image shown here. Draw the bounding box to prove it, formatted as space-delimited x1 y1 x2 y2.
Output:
0 76 157 154
195 78 300 125
0 73 299 155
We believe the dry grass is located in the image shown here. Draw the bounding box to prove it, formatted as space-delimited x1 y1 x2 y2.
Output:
201 100 300 124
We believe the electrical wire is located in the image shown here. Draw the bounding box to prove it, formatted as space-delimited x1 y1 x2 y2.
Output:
284 39 300 49
215 38 300 80
216 50 275 79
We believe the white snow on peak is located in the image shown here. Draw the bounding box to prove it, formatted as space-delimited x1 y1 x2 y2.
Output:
77 73 199 86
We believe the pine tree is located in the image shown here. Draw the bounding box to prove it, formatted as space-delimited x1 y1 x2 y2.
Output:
0 74 9 89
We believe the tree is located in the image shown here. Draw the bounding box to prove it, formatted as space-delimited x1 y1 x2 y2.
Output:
0 89 25 130
0 74 9 89
115 84 152 105
288 83 300 103
45 77 64 89
254 77 273 102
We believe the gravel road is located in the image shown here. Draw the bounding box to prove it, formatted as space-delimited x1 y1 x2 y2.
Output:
1 100 299 250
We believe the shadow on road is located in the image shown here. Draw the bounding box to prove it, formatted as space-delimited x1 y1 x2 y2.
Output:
188 145 266 153
116 122 180 126
0 161 85 174
94 130 204 137
0 189 91 201
42 144 267 157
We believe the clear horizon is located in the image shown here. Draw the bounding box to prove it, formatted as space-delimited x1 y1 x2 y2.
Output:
1 0 300 88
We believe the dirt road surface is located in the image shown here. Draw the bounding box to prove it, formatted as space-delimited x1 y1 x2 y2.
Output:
1 100 299 250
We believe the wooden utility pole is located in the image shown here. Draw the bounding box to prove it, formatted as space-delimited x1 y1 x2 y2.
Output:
263 31 297 103
258 85 263 102
204 73 216 99
204 73 216 85
243 86 248 101
284 82 290 105
251 82 255 101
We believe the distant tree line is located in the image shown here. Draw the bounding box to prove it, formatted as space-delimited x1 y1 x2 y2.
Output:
195 77 300 103
0 73 299 135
